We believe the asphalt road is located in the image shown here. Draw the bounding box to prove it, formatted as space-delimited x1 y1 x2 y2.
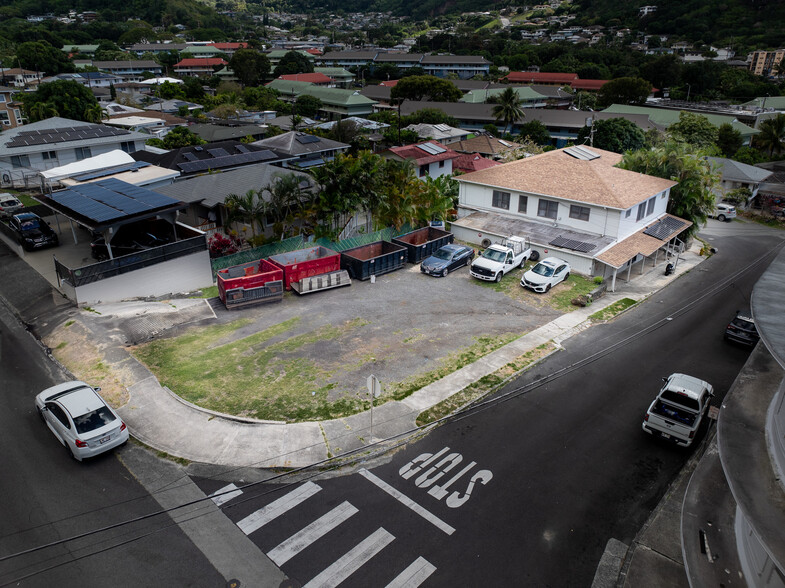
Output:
0 300 224 587
191 220 785 587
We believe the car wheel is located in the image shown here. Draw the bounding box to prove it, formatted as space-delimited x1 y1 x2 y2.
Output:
442 267 449 277
545 284 551 293
717 214 726 222
65 443 76 460
564 272 570 281
37 407 45 422
494 272 502 283
519 257 527 269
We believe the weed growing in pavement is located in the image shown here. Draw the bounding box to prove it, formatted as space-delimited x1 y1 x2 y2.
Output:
416 342 555 426
64 320 74 327
82 306 101 314
191 285 219 298
589 298 637 322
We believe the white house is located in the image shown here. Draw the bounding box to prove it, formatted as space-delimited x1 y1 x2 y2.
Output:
706 156 772 203
453 146 689 289
0 117 149 187
383 142 461 180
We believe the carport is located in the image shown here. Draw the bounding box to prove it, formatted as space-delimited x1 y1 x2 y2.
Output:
35 177 188 260
595 215 692 291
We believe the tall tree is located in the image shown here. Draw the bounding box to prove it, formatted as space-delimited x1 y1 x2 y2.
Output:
716 123 743 158
576 118 645 153
229 49 271 88
16 40 74 75
390 75 462 102
273 51 314 77
224 189 266 238
21 80 98 122
597 77 652 108
668 111 719 149
754 114 785 157
619 142 719 238
491 87 525 135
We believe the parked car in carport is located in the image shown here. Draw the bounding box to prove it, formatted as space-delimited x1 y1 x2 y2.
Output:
90 221 174 261
9 212 58 250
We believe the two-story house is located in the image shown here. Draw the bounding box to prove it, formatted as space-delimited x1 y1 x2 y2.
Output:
0 117 149 186
452 146 689 290
0 86 24 128
383 142 461 180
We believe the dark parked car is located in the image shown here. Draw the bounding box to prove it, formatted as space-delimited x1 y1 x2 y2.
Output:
90 221 174 261
420 244 474 277
724 311 759 347
9 212 58 251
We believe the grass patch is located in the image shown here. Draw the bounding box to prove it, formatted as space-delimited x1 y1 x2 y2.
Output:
15 192 40 207
386 332 522 401
416 343 555 426
55 341 67 350
132 316 371 423
192 285 219 298
65 320 74 327
549 274 596 312
589 298 637 321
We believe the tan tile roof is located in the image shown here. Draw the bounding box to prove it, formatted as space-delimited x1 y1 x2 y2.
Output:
453 135 521 156
596 214 693 268
457 147 677 209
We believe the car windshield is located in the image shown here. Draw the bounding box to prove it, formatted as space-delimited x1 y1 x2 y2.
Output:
1 200 16 206
531 263 554 277
730 317 755 331
73 406 116 434
20 219 41 230
481 249 506 262
432 249 453 261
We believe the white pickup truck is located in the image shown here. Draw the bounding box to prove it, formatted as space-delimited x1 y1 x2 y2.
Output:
469 236 532 282
642 373 714 447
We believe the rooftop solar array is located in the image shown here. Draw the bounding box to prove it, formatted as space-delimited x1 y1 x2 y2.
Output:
434 124 451 132
549 236 597 253
6 125 130 148
182 152 198 162
49 178 180 224
72 161 150 182
643 216 688 240
208 148 230 158
235 144 250 154
295 133 320 144
176 149 278 173
564 145 600 161
419 142 446 155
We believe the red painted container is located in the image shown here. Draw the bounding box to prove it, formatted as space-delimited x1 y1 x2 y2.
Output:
267 246 341 291
216 258 284 308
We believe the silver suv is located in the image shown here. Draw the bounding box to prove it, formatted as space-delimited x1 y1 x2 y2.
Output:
710 203 736 222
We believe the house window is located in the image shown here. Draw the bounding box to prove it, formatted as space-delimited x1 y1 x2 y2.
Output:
419 165 428 177
492 190 510 210
42 151 57 160
0 94 6 103
646 197 656 216
625 209 632 218
518 195 528 214
569 205 590 222
538 198 558 220
120 141 135 153
75 146 92 160
10 154 30 168
438 160 445 168
0 112 9 126
636 203 646 221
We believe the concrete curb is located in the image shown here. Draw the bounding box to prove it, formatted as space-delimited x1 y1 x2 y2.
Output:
161 386 287 426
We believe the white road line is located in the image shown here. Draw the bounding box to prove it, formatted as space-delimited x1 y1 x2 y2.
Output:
209 483 242 506
303 527 395 588
267 501 359 566
358 469 455 536
385 556 437 588
237 481 321 536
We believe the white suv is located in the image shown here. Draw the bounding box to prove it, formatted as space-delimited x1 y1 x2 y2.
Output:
710 203 736 222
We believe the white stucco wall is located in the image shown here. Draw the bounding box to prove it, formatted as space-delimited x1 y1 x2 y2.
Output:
71 249 214 305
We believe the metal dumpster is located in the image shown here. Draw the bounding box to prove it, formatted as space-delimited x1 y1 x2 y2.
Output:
340 240 407 280
268 246 341 291
216 258 284 309
392 226 454 263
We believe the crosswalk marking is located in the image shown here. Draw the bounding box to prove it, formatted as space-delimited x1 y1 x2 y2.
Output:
267 501 359 566
358 469 456 536
303 527 395 588
385 557 437 588
209 483 243 507
237 481 321 536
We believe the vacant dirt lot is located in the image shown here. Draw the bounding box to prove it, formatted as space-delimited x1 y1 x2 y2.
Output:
129 262 587 421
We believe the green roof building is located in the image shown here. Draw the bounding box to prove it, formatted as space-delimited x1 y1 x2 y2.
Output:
266 80 377 119
459 86 548 106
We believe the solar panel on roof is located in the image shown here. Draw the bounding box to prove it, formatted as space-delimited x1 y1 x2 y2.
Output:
643 216 687 240
208 148 230 158
72 161 150 181
434 124 451 132
295 134 320 144
176 149 278 173
564 146 600 161
418 143 438 155
183 153 198 162
7 124 128 148
549 236 597 253
236 144 250 154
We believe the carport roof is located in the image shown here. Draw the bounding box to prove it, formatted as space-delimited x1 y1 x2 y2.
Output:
36 178 187 231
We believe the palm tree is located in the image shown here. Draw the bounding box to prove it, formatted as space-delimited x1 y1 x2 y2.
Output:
27 101 58 122
492 87 525 135
755 114 785 156
224 189 266 239
82 103 107 123
263 173 310 237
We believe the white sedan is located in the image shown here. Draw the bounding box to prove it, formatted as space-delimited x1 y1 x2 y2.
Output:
521 257 571 293
35 381 128 461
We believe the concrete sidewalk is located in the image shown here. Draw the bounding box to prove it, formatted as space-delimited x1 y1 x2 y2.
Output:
73 244 705 469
